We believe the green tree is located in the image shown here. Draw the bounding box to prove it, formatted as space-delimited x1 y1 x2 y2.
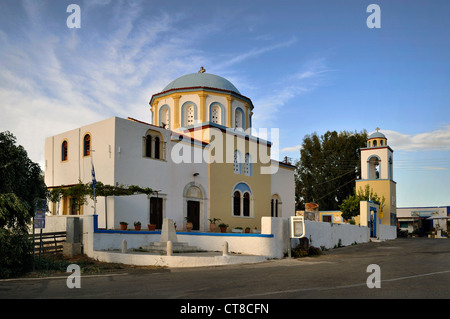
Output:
339 185 385 221
0 131 48 278
295 130 367 211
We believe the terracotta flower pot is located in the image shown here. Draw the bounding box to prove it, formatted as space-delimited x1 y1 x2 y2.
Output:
120 224 127 230
147 224 156 231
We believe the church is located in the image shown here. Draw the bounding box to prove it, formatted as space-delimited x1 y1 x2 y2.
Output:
44 69 296 232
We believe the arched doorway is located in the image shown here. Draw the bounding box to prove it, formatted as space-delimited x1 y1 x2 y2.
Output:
183 182 206 231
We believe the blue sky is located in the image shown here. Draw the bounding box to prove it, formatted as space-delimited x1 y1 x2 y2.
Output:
0 0 449 207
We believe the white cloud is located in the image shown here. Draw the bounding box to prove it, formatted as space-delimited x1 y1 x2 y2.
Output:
423 166 448 171
281 144 302 153
384 125 450 151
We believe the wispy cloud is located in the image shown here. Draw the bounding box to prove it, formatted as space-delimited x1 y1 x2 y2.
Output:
0 1 223 166
216 36 297 70
252 57 331 128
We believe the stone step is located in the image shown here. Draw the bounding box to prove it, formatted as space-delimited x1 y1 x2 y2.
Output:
141 242 203 252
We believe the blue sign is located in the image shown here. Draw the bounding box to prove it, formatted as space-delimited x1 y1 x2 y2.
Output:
34 200 47 229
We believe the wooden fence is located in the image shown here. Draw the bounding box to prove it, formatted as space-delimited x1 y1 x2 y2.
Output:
30 231 66 255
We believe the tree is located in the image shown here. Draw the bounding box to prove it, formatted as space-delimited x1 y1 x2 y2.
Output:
339 185 385 221
295 130 367 211
0 131 48 278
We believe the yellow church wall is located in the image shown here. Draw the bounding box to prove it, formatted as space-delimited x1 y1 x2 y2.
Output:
207 137 272 231
355 179 396 225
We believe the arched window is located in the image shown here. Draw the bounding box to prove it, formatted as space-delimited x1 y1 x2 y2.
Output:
144 130 164 160
159 106 170 129
373 140 377 147
145 135 152 157
389 156 393 180
61 140 68 161
271 194 281 217
186 105 194 126
244 153 252 176
181 102 198 127
232 183 252 217
234 150 242 174
154 136 160 159
211 104 220 124
233 191 241 216
368 156 381 179
235 108 244 129
83 134 91 156
243 192 250 217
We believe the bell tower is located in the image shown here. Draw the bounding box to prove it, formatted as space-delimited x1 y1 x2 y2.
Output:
356 128 396 226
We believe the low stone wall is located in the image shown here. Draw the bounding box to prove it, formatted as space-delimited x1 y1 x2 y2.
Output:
304 220 369 249
378 224 397 241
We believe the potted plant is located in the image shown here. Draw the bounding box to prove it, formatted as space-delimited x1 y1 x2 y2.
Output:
134 221 141 231
232 226 243 233
218 223 229 233
147 224 156 231
208 218 221 232
245 227 251 233
120 221 128 230
185 217 193 232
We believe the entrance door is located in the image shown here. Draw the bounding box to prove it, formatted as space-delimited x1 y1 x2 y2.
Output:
370 210 377 237
150 197 163 229
187 200 200 231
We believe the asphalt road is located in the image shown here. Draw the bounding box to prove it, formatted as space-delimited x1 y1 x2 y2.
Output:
1 238 449 305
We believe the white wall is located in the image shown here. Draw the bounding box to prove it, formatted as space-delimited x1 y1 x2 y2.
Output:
44 117 116 188
378 224 397 240
113 117 209 230
304 220 369 249
90 217 288 259
270 161 296 218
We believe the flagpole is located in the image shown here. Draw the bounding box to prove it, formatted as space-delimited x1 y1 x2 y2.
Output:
91 149 97 215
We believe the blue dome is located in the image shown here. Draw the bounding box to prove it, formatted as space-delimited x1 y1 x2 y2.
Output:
368 132 386 139
163 73 241 95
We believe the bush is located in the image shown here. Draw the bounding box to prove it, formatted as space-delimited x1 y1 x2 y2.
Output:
291 244 322 258
0 229 33 278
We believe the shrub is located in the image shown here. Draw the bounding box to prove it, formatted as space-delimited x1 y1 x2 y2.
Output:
0 229 33 278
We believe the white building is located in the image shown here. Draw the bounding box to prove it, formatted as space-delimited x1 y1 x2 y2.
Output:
397 206 450 236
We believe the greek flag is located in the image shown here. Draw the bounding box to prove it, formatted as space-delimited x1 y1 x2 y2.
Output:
91 162 97 187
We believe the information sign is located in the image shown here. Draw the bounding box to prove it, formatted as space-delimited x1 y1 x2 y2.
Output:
34 200 47 229
290 216 305 238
